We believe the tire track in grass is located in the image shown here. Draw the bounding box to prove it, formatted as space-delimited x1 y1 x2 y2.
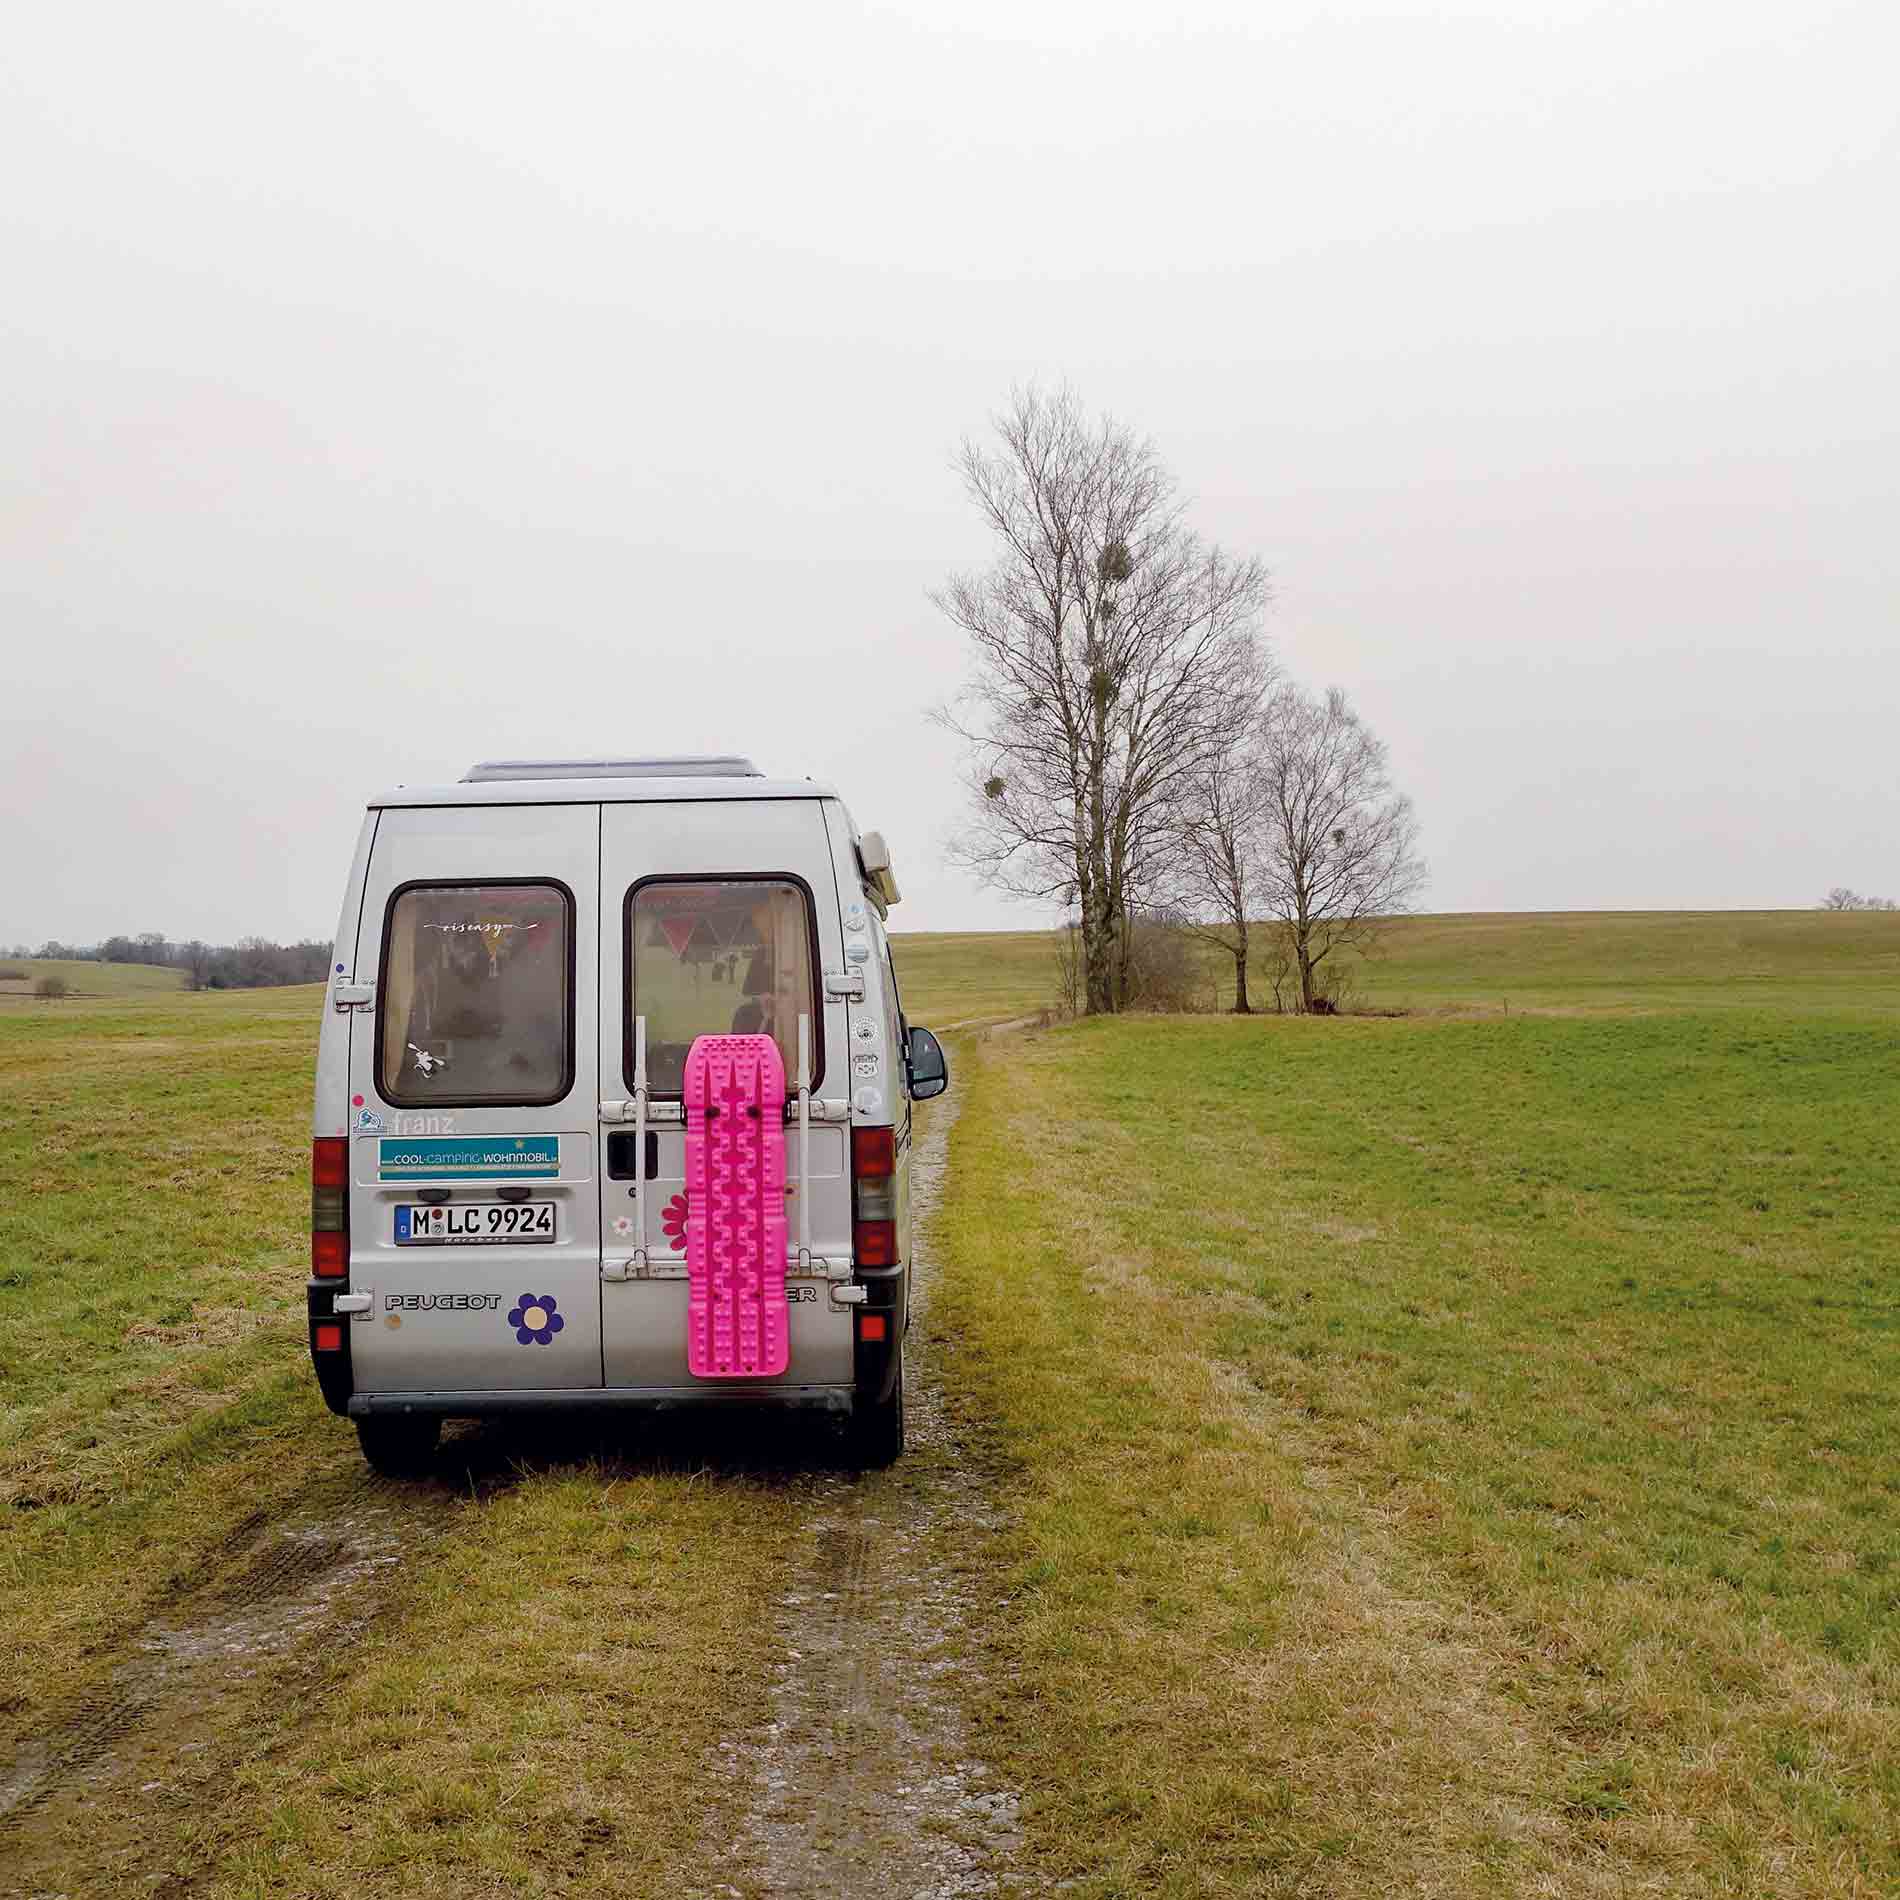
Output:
708 1085 1031 1900
0 1463 456 1886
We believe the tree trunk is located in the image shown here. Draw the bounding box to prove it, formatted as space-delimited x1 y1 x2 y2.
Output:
1292 915 1322 1018
1081 886 1118 1015
1232 948 1251 1013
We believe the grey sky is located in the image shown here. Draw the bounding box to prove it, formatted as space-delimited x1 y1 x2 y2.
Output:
4 0 1894 945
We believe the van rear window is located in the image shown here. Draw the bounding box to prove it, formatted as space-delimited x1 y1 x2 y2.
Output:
378 882 573 1105
628 878 821 1094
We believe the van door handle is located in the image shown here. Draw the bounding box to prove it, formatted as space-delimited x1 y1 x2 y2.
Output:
602 1100 684 1126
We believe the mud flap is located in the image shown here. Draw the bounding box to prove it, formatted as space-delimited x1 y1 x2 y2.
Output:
683 1034 789 1378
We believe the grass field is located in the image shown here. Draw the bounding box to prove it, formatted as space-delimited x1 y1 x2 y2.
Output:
3 913 1897 1894
888 927 1059 1024
934 987 1900 1893
892 910 1900 1021
1348 909 1900 1013
0 957 187 1002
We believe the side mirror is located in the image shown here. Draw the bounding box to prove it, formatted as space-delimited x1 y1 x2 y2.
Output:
906 1025 948 1101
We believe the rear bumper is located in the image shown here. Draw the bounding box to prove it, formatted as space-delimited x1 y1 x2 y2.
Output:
349 1384 854 1417
313 1262 908 1418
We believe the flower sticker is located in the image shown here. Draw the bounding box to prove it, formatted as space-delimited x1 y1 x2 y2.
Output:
660 1192 689 1253
507 1292 565 1346
611 1215 635 1237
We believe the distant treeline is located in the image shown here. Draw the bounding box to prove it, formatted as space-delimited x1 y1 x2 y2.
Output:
9 934 331 991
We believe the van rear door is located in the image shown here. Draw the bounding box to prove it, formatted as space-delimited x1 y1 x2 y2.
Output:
596 797 854 1388
347 803 603 1395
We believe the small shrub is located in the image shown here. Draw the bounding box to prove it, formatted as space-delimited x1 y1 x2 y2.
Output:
34 974 69 999
1311 966 1358 1015
1053 927 1081 1017
1258 927 1295 1013
1121 916 1201 1012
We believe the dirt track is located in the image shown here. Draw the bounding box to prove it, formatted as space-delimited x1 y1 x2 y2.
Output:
703 1087 1027 1899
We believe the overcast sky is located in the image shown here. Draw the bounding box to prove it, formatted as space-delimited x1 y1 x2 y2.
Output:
3 0 1894 946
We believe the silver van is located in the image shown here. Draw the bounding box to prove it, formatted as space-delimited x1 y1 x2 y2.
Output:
306 758 948 1473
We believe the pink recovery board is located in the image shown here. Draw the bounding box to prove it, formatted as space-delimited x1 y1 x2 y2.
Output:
682 1033 789 1379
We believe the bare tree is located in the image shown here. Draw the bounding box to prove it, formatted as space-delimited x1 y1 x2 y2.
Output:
1255 684 1425 1012
1164 678 1274 1011
1822 887 1897 912
933 385 1269 1014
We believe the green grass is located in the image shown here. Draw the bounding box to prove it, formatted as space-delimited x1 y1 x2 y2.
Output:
0 987 362 1730
0 986 312 1432
0 956 187 1001
203 1458 805 1899
933 1005 1900 1895
1351 909 1900 1013
889 927 1058 1024
897 910 1900 1023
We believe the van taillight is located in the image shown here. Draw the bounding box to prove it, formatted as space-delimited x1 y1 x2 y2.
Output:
312 1137 349 1278
852 1126 896 1268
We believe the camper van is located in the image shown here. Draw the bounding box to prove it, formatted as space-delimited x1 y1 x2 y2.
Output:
306 758 949 1473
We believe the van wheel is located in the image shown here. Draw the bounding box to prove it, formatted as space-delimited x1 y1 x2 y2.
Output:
846 1355 905 1469
355 1415 440 1478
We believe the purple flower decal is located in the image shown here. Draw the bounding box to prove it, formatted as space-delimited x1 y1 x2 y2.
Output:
507 1292 565 1346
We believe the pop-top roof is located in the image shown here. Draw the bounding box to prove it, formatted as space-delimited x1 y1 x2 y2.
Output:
462 756 762 783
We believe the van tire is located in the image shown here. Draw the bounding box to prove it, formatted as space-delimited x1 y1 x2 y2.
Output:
355 1415 440 1477
846 1355 904 1468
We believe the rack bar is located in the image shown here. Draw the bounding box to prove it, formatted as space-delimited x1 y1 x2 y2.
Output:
797 1012 811 1269
632 1015 648 1270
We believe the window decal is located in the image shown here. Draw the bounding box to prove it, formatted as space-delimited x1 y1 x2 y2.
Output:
420 917 544 980
377 881 574 1107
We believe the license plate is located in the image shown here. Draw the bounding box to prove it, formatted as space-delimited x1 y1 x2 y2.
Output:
394 1202 556 1244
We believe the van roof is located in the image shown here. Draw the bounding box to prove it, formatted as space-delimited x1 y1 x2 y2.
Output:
368 773 838 809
